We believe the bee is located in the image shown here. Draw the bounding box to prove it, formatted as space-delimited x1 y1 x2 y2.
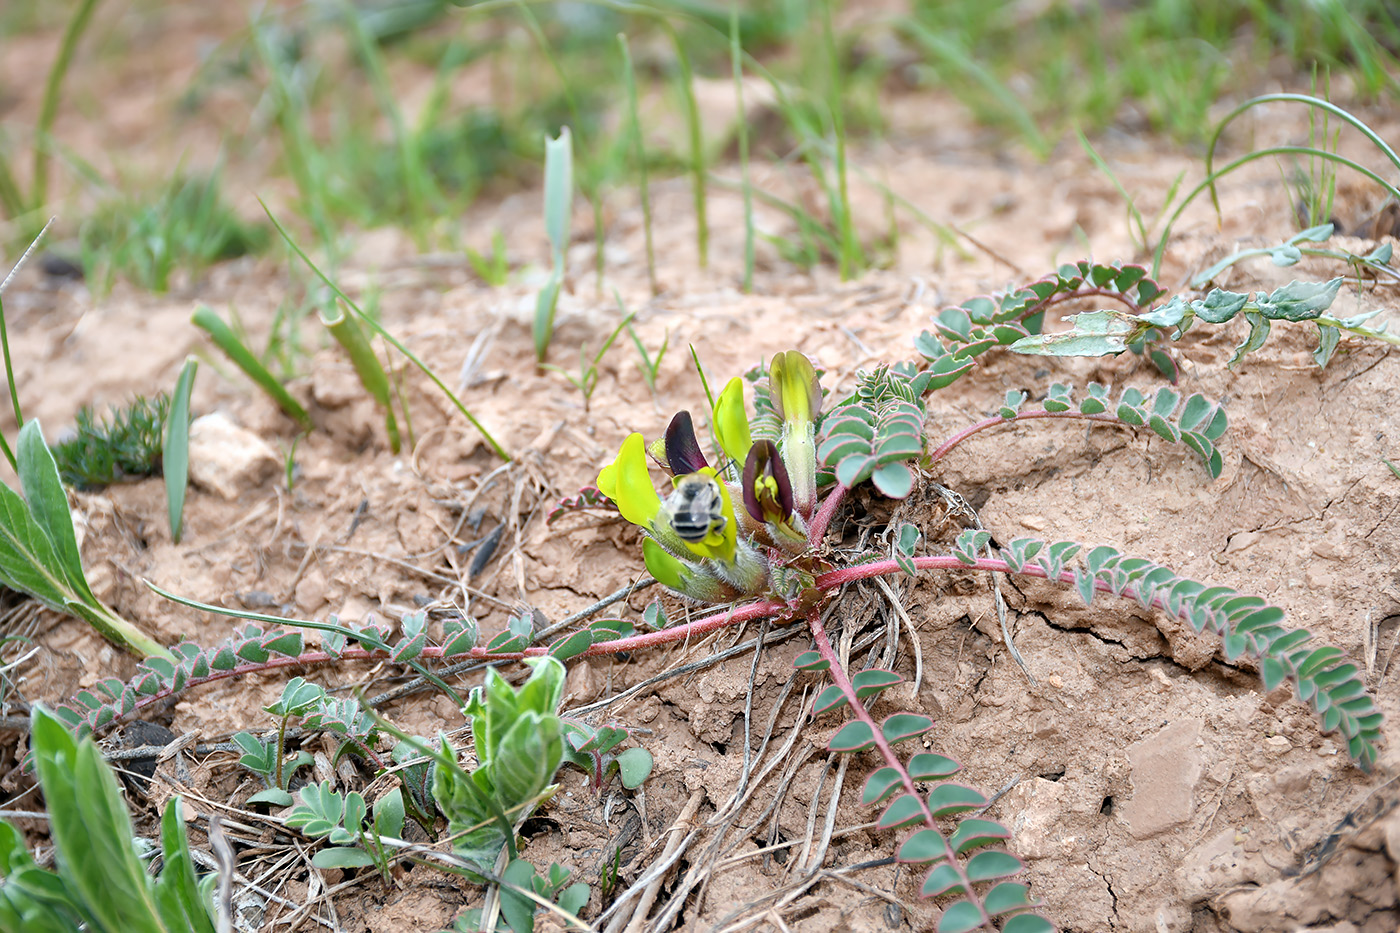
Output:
664 473 725 543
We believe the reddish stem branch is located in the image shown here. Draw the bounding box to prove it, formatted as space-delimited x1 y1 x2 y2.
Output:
927 411 1125 465
806 608 986 924
806 483 848 545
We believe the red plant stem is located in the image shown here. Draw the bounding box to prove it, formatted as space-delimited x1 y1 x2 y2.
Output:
818 555 1176 617
927 411 1126 465
807 483 848 544
111 557 1173 726
576 598 787 656
806 608 986 923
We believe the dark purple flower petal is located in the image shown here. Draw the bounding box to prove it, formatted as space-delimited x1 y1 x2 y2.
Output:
664 411 709 475
742 440 793 523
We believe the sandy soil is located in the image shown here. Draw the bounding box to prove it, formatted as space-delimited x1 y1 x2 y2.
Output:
2 7 1400 933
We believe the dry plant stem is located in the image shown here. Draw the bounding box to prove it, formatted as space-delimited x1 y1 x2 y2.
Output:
616 788 707 933
806 608 988 927
928 410 1126 464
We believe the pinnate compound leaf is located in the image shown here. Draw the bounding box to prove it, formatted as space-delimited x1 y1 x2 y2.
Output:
936 899 984 932
983 881 1034 915
1001 915 1055 933
908 753 960 780
898 828 951 864
878 794 927 830
950 817 1011 853
813 685 848 715
965 849 1023 881
922 864 967 900
883 713 935 745
829 721 876 752
928 783 988 817
863 767 906 806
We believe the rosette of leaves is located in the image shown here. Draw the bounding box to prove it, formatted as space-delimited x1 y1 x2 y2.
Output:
285 781 405 874
915 261 1166 389
818 364 934 498
432 656 568 869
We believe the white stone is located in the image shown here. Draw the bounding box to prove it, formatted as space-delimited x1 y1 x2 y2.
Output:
186 412 279 500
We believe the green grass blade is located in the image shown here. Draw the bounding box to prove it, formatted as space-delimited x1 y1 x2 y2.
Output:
899 17 1048 159
319 302 401 453
618 33 656 295
260 203 510 461
338 0 434 245
660 19 708 269
31 0 101 219
164 359 197 544
731 4 754 292
821 0 859 279
191 305 313 430
537 126 573 363
0 291 22 435
1152 146 1400 278
1204 94 1400 219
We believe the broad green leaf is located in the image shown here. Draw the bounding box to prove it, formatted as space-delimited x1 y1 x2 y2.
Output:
1002 914 1055 933
30 706 164 933
922 865 966 900
794 650 830 672
548 630 593 660
871 462 915 498
949 817 1011 854
153 798 216 933
1009 310 1137 357
1257 277 1342 320
813 685 848 715
17 422 90 600
1227 311 1270 368
852 669 903 700
499 858 538 933
983 881 1034 915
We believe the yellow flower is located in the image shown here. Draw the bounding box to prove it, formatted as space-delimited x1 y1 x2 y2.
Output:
713 378 752 467
597 433 661 528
